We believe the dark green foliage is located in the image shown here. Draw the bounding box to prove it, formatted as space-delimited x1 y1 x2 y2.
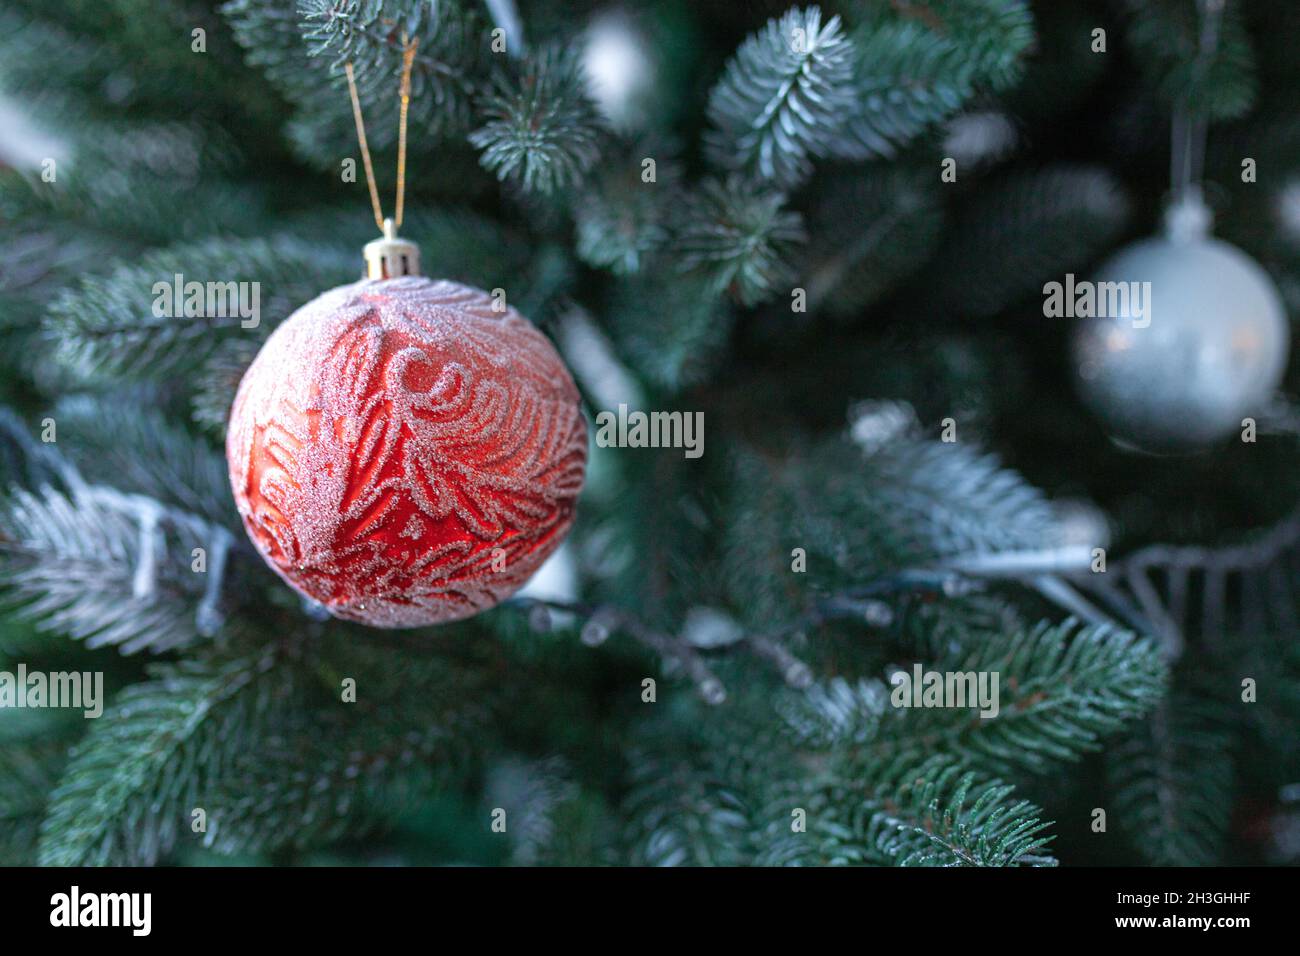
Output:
1107 691 1236 865
621 696 799 867
1124 0 1258 122
933 0 1037 90
623 743 760 866
300 0 431 77
0 1 276 127
0 483 217 654
1225 631 1300 780
833 20 967 161
0 199 122 348
676 176 805 306
225 0 484 162
36 640 494 865
1004 2 1107 121
830 0 1033 160
573 146 682 276
196 648 491 857
891 621 1168 776
486 757 618 865
705 6 855 187
52 395 236 527
0 8 119 109
624 682 1062 867
583 449 716 627
0 736 67 864
801 168 945 316
0 0 1291 868
1 127 263 248
191 338 263 436
774 676 890 748
720 435 1059 628
0 411 223 655
469 46 605 196
921 166 1130 318
37 655 280 866
649 620 1163 866
893 591 1027 660
0 408 67 495
603 271 733 392
842 757 1056 867
43 236 355 383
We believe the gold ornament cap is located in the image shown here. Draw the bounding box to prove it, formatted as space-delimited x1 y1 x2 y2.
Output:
364 218 421 279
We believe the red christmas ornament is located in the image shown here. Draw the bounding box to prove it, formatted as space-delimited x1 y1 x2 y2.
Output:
226 257 587 628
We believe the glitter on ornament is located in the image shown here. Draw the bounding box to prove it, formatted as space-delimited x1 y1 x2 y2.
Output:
227 277 588 628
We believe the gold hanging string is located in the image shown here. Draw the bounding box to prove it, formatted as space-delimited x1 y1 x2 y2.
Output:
395 37 418 228
344 35 420 233
344 61 383 231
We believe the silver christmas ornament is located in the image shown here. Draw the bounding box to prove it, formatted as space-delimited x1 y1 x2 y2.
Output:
1071 195 1290 453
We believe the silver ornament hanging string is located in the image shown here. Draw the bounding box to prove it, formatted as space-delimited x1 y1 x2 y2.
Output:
1167 0 1225 233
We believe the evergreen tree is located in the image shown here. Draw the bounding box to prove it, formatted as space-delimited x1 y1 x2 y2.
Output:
0 0 1296 867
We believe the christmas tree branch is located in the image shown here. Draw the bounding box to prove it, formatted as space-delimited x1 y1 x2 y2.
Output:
704 5 855 188
37 653 277 866
511 596 813 704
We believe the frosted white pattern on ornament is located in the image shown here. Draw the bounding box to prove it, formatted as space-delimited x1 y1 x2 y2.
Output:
227 277 588 627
